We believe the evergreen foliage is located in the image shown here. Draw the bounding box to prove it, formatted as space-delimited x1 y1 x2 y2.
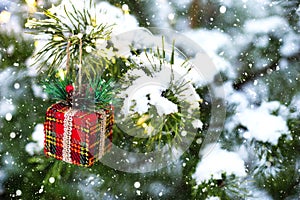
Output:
0 0 299 199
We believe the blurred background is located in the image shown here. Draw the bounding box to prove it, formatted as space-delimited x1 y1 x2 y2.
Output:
0 0 299 199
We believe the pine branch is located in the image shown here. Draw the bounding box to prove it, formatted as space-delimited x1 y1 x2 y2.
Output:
233 53 300 90
25 0 113 75
42 71 115 108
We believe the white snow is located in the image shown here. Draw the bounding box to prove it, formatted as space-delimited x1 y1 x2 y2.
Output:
31 83 48 99
49 177 55 184
16 189 22 196
289 94 300 118
0 1 24 34
244 16 288 35
13 82 20 89
245 182 273 200
237 109 286 144
192 119 203 129
148 182 168 197
121 83 178 116
5 113 12 121
254 35 269 48
25 124 44 155
120 51 200 117
220 0 234 7
184 29 231 55
206 196 221 200
184 29 234 82
188 52 227 85
236 101 289 145
0 170 6 195
171 0 191 7
192 143 246 184
0 0 298 198
0 100 15 117
297 4 300 16
149 88 178 116
216 81 250 112
27 0 139 72
229 0 276 19
151 0 174 28
0 68 30 111
236 144 249 161
219 5 227 14
223 78 290 146
151 96 178 116
9 132 16 139
224 79 290 146
78 174 103 199
280 32 300 57
47 0 138 35
95 1 139 34
134 181 141 188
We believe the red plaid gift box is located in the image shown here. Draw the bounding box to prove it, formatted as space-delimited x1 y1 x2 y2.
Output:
44 102 113 167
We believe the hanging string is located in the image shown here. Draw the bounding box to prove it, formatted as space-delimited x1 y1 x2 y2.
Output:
66 36 83 91
65 36 83 103
65 40 73 105
78 38 83 91
66 40 71 74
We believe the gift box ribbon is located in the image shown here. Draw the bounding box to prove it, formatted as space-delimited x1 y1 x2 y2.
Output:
62 109 77 163
61 108 107 164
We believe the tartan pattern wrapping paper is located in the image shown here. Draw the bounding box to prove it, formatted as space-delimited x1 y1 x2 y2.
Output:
44 102 113 167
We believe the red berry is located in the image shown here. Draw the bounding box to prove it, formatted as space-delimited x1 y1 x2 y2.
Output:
66 85 74 93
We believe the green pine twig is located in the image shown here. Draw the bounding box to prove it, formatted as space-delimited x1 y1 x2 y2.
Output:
25 0 113 75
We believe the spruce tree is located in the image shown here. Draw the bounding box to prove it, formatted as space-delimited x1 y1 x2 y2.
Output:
0 0 299 199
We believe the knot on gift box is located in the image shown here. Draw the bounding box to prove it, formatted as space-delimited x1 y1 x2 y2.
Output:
65 84 74 106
